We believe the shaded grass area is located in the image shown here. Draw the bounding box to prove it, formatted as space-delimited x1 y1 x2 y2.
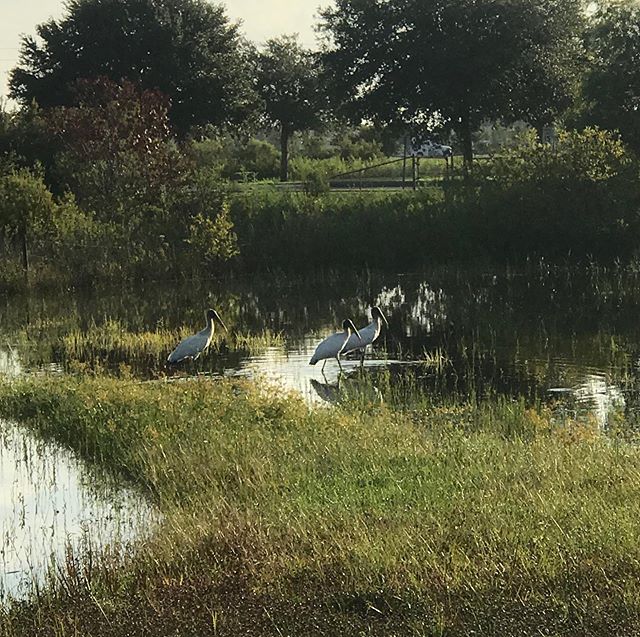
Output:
2 376 640 634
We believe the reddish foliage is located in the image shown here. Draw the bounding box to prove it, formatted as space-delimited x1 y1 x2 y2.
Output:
47 77 172 161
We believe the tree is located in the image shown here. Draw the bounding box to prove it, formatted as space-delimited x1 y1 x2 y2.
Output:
0 102 59 178
320 0 585 166
256 35 324 181
46 77 184 219
44 77 239 275
0 169 57 274
9 0 257 134
579 2 640 154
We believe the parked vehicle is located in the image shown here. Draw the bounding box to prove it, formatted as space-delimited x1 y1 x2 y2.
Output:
408 138 453 158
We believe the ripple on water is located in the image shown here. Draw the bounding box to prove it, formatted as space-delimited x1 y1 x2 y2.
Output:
0 420 158 601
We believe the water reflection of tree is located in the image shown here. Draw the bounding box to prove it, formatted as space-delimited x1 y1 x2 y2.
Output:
4 266 640 404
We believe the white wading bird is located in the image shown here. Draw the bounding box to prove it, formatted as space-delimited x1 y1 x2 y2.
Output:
309 319 362 372
167 308 227 364
343 306 389 362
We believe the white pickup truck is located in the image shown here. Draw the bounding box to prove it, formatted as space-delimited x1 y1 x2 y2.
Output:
407 138 453 158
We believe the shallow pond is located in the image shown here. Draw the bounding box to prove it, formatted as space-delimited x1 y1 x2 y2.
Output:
0 419 156 600
2 264 640 595
3 265 640 423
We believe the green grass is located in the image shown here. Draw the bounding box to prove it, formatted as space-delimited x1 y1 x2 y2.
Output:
14 319 284 375
1 374 640 634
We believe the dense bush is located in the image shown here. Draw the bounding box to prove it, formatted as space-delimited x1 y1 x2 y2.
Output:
472 128 640 259
189 136 280 181
0 168 100 284
230 129 640 269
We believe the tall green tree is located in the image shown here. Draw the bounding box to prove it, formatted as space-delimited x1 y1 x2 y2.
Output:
9 0 257 134
256 35 324 181
579 2 640 154
320 0 585 166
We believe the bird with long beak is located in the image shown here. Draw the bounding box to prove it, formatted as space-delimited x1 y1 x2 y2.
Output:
167 308 228 364
343 306 389 363
309 318 362 372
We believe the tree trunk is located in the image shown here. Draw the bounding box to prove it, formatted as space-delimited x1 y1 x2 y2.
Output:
459 113 474 170
279 123 290 182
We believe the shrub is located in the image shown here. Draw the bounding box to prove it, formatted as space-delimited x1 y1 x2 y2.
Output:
472 128 640 259
0 168 57 269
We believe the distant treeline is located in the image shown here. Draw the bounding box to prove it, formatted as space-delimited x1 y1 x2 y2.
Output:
0 0 639 286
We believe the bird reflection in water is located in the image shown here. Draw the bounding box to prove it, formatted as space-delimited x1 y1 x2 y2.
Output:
310 370 384 405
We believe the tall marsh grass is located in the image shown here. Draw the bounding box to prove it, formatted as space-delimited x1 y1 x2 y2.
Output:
1 374 640 634
231 132 640 270
36 319 284 375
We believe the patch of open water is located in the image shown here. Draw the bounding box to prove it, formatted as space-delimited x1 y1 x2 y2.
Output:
0 419 156 600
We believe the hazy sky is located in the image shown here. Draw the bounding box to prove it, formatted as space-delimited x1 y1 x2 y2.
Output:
0 0 325 103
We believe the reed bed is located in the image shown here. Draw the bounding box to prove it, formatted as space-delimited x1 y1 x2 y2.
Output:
1 374 640 635
53 319 284 373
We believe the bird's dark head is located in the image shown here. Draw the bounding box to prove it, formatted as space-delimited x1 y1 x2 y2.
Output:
206 308 228 332
371 306 389 328
342 318 362 341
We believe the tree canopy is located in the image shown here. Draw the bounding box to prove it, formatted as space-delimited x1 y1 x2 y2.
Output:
256 35 325 181
320 0 585 164
579 2 640 154
9 0 257 134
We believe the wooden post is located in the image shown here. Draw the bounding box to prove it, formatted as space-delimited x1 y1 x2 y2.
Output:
402 136 408 189
412 157 417 190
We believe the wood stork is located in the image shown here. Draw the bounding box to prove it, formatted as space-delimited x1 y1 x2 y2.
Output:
309 319 362 372
343 306 388 363
167 308 227 365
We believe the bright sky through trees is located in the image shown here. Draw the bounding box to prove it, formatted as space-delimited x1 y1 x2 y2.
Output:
0 0 323 103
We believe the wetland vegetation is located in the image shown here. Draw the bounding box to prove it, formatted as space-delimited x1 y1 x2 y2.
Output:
0 265 640 634
2 0 640 633
2 374 640 636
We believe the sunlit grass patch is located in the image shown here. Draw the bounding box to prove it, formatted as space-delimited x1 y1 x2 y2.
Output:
55 319 284 373
2 375 640 634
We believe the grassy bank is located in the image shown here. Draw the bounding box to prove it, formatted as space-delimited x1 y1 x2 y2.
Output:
1 375 640 635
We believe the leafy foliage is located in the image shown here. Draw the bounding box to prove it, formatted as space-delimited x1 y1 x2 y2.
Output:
0 102 59 177
472 128 640 258
578 2 640 154
9 0 257 133
47 78 184 218
0 168 56 244
320 0 585 164
0 169 96 278
483 127 631 183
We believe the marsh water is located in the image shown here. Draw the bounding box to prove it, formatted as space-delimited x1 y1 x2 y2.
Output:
2 263 640 596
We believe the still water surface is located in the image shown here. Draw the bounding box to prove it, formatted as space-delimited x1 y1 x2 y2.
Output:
0 419 156 600
2 264 640 596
